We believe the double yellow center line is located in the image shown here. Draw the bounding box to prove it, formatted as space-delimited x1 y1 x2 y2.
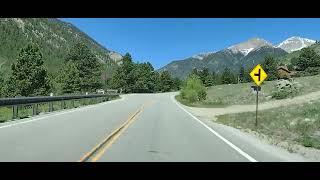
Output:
78 100 152 162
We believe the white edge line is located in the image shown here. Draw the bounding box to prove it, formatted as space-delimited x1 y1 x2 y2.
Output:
171 95 258 162
0 95 125 129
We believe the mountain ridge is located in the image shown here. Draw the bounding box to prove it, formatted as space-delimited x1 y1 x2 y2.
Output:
159 37 316 79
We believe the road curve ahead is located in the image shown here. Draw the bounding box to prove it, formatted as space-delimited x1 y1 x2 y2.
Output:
0 92 306 162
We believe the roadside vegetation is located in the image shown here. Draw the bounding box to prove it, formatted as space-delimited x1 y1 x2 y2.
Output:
176 46 320 107
180 75 206 102
216 99 320 150
177 74 320 107
109 53 181 93
0 42 181 99
0 42 182 123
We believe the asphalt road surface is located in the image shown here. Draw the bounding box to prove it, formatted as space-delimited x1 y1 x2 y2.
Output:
0 92 307 162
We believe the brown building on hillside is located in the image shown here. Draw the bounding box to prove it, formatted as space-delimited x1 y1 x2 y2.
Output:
277 66 291 79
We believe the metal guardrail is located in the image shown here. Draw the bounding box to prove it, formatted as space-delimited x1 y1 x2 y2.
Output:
0 93 120 120
0 93 119 107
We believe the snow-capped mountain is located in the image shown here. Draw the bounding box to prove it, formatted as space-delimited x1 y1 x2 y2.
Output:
160 36 318 79
277 36 316 53
227 38 273 56
159 37 289 79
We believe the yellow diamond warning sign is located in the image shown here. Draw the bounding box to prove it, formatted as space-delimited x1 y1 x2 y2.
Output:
250 64 267 86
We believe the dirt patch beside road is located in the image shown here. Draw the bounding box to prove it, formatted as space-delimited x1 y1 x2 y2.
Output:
184 90 320 121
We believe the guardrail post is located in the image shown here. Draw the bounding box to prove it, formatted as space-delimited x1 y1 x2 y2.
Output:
12 105 18 119
49 102 53 112
32 104 37 116
72 100 75 108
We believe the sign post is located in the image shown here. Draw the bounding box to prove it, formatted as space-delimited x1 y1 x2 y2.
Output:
255 86 258 127
249 64 267 127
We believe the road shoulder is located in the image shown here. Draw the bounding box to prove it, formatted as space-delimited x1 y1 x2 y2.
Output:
172 94 309 162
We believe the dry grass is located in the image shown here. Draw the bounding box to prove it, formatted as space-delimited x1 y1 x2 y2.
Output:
216 100 320 149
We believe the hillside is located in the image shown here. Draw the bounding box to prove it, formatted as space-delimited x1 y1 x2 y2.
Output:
0 18 123 76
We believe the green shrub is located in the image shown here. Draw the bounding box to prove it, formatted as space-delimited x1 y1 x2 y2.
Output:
272 90 293 99
180 75 207 103
305 67 320 76
198 89 207 101
271 79 301 99
181 89 198 102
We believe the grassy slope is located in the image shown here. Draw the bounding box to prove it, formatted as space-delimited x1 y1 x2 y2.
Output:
175 74 320 150
216 99 320 149
179 74 320 107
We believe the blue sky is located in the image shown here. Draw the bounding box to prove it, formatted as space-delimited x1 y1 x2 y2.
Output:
62 18 320 69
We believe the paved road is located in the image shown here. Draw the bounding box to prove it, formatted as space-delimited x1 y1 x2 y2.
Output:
0 92 307 162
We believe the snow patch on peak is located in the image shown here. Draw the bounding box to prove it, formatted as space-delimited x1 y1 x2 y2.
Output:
192 51 215 60
239 48 254 56
277 36 316 53
192 55 204 60
227 38 272 56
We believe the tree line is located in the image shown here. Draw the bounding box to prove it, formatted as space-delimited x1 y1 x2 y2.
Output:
0 42 181 98
186 51 311 87
109 53 180 93
289 47 320 76
2 43 319 98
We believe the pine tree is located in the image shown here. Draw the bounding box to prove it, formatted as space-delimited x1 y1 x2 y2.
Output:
5 44 50 97
122 53 135 93
261 55 278 80
199 68 208 83
190 68 200 77
243 68 252 83
296 47 320 71
131 62 155 93
221 67 235 84
239 66 245 83
159 71 174 92
172 77 182 90
118 53 135 93
64 42 103 93
110 65 126 90
58 61 81 94
290 57 299 69
153 71 161 92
